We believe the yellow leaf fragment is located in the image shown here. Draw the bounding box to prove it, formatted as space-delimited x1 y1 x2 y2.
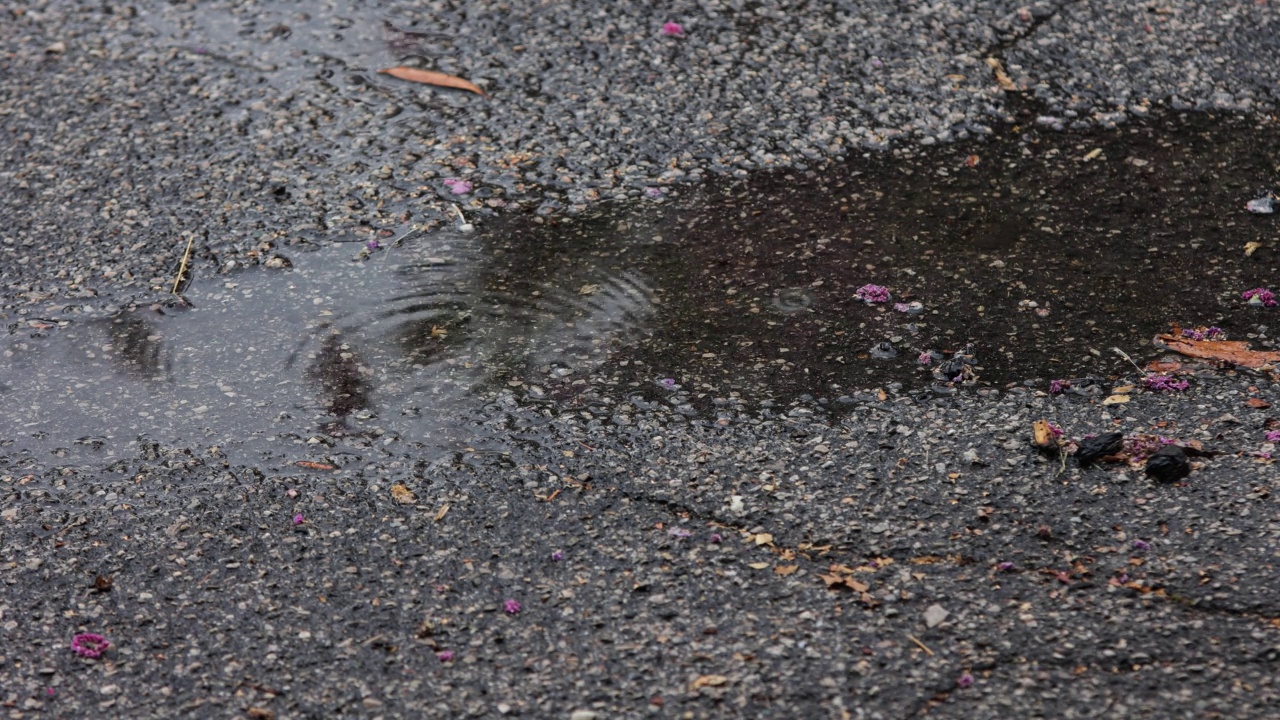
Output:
753 533 774 546
1244 242 1262 257
1102 394 1130 405
1031 419 1059 451
984 57 1017 91
748 562 770 570
434 504 450 522
378 66 485 95
1083 148 1103 161
690 674 729 691
390 484 417 505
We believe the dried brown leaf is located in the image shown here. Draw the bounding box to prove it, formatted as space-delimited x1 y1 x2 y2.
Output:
1154 333 1280 369
390 484 416 505
294 460 336 471
818 572 845 588
1031 419 1059 451
378 67 484 95
690 674 729 691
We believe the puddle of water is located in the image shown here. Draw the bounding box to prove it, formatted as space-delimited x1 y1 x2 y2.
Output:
2 220 665 464
484 110 1278 402
3 110 1277 467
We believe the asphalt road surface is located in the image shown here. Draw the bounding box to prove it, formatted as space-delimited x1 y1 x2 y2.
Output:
2 2 1279 718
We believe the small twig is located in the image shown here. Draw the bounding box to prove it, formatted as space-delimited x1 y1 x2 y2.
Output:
452 203 474 232
172 235 196 295
381 226 420 263
907 634 935 656
1110 347 1148 377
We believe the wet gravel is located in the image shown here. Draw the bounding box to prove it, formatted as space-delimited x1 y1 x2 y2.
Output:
2 1 1280 718
3 378 1279 717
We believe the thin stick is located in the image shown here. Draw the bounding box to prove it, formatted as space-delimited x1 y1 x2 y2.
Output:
172 235 195 295
907 634 935 656
1110 347 1147 376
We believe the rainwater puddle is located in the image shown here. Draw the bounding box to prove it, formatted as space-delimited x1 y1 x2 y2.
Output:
3 111 1277 466
2 222 663 465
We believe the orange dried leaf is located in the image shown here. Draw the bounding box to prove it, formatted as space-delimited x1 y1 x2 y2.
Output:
774 565 798 576
846 578 869 593
1246 397 1271 409
390 484 417 505
690 674 729 691
1154 333 1280 369
378 67 485 95
1031 419 1059 451
818 573 845 588
295 460 336 471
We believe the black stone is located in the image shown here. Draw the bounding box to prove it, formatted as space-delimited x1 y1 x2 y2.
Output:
1076 432 1124 465
1145 445 1191 483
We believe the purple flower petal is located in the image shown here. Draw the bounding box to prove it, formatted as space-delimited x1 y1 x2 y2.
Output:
1132 539 1150 551
293 513 304 525
1242 288 1278 307
70 633 110 659
956 673 974 688
1142 374 1189 393
854 284 890 304
436 650 455 662
443 178 473 195
503 599 522 614
661 22 685 37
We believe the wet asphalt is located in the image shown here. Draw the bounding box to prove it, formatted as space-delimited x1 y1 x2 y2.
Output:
2 1 1280 718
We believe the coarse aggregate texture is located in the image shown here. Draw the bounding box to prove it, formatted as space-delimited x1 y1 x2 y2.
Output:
3 0 1280 718
3 377 1279 718
1006 1 1280 126
2 0 1278 308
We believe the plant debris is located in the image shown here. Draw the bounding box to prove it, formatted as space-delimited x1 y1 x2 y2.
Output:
1076 432 1124 466
377 67 485 95
1152 332 1280 369
1145 445 1192 483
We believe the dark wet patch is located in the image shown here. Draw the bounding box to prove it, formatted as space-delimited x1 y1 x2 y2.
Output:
513 109 1279 402
2 110 1277 462
1 224 664 463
